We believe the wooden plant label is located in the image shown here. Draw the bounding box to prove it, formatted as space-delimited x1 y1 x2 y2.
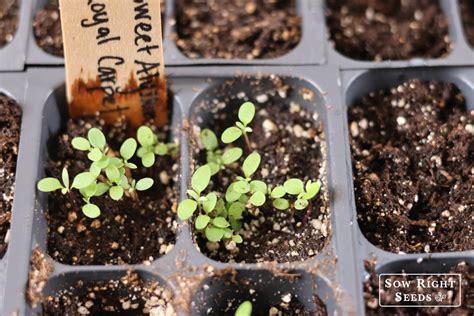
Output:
59 0 167 128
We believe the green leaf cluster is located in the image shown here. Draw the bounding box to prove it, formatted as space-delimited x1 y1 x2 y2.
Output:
38 126 175 219
177 101 323 247
136 126 178 167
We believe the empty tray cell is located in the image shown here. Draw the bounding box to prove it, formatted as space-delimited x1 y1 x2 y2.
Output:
32 0 166 58
325 0 452 61
348 78 473 253
460 0 474 48
192 269 334 315
0 92 21 258
36 85 180 265
33 0 62 57
188 75 331 263
0 0 19 48
39 270 175 315
364 257 474 314
174 0 302 60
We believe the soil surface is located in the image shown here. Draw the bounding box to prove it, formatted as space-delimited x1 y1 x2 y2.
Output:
45 116 179 265
325 0 452 61
42 271 176 315
174 0 301 60
349 79 473 253
0 93 21 258
460 0 474 47
195 272 327 315
33 0 166 57
191 76 330 263
0 0 19 47
33 0 63 57
364 260 474 315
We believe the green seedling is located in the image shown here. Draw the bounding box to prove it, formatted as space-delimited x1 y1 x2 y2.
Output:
178 100 323 247
136 126 178 167
177 165 243 244
37 126 169 219
270 179 322 211
235 301 252 316
221 102 255 149
201 129 243 175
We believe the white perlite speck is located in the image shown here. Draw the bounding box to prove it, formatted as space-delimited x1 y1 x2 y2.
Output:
397 116 407 126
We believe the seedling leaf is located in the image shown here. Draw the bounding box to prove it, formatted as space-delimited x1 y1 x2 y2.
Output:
71 137 90 151
120 138 137 160
37 178 63 192
136 178 154 191
109 186 124 201
228 202 244 219
273 198 290 210
82 203 101 218
303 180 322 200
72 172 96 190
222 147 243 165
195 215 210 230
88 128 106 149
137 126 155 147
250 180 266 193
295 199 309 210
250 191 266 206
201 129 218 151
191 165 211 194
238 102 255 125
177 199 198 220
235 301 252 316
233 180 250 194
213 217 230 228
61 168 69 189
221 127 243 144
242 152 261 178
142 151 155 167
270 186 286 198
88 148 103 162
203 192 217 213
205 226 224 242
284 178 304 195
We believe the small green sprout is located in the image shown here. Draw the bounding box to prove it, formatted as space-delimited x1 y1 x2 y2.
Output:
136 126 178 167
201 129 243 175
221 102 255 148
37 125 174 219
235 301 252 316
270 179 322 211
178 101 323 247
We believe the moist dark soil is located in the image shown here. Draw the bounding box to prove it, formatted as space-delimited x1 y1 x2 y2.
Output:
195 272 327 316
0 93 22 258
33 0 166 57
325 0 452 61
45 116 179 265
33 0 63 57
0 0 19 47
460 0 474 47
191 77 330 263
174 0 302 60
349 79 473 253
364 260 474 315
42 271 176 315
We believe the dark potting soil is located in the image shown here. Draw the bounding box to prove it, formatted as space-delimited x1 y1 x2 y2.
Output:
0 0 19 47
41 271 176 315
33 0 166 58
349 79 473 253
325 0 452 61
45 117 179 265
0 93 22 258
363 260 474 315
191 78 330 263
174 0 302 60
460 0 474 47
33 0 63 57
